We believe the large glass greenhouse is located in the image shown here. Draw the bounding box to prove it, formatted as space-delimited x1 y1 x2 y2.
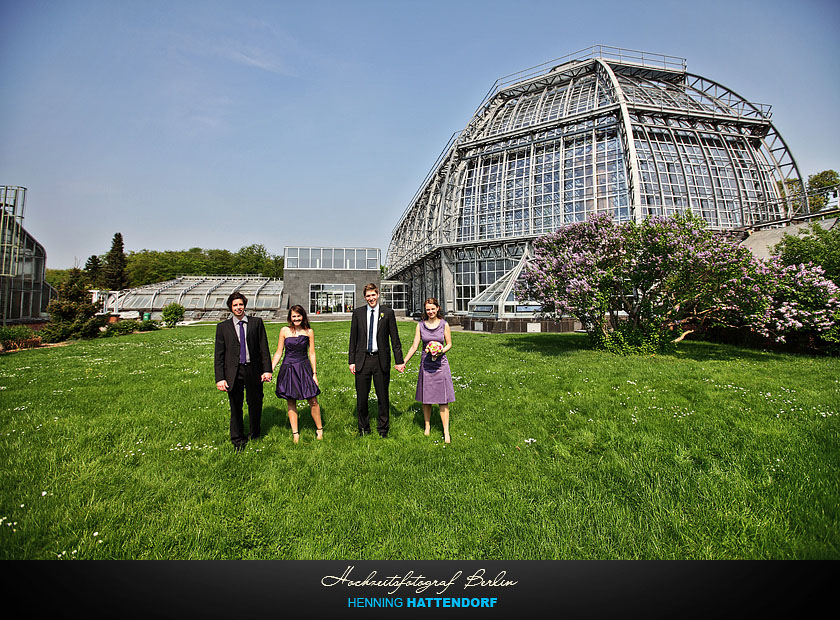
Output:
385 46 808 325
102 276 284 322
1 185 56 325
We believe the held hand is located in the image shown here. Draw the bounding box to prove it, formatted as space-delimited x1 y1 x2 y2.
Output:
395 364 406 373
216 380 229 392
349 364 356 375
261 372 272 383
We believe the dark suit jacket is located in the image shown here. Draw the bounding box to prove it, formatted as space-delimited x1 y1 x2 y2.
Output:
349 305 404 373
214 315 272 387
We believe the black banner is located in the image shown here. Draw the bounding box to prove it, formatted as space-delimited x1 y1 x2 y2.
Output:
9 560 826 618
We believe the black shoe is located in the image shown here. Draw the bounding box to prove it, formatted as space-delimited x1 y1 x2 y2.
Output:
379 433 388 439
358 429 371 437
234 444 245 453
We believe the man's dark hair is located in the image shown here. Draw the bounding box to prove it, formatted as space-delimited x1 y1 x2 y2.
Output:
227 292 248 310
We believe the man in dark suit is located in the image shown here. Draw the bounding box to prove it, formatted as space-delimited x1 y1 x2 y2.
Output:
214 292 273 451
349 283 404 437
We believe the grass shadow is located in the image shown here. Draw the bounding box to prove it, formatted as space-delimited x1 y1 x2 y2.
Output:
409 403 452 437
408 402 425 430
503 331 803 363
502 332 591 356
262 401 333 435
666 339 803 363
255 404 287 437
333 399 406 434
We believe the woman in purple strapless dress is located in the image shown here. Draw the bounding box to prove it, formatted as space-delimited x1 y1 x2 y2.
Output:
271 305 323 443
403 298 455 443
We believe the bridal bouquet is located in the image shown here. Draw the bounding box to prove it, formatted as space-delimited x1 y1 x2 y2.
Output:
425 341 444 358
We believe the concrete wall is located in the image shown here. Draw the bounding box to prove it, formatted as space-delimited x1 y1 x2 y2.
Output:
282 268 381 311
740 217 836 260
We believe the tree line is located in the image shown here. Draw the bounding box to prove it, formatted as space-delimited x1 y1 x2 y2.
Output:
47 233 284 290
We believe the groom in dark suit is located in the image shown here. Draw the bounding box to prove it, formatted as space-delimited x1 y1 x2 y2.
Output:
349 283 404 437
214 292 273 451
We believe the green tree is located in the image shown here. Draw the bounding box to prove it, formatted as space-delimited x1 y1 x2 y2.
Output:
40 267 105 342
177 248 209 276
807 169 839 211
261 254 284 279
206 249 235 274
126 250 164 287
119 245 284 287
161 302 186 327
234 244 269 274
84 254 103 288
45 268 72 289
773 221 840 285
103 232 128 290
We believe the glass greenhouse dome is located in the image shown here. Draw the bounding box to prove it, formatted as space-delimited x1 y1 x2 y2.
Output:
386 46 807 320
104 276 283 321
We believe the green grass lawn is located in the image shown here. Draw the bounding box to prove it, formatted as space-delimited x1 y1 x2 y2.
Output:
1 321 838 559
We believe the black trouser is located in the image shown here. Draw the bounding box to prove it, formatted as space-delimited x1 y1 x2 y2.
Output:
355 353 390 436
228 362 263 446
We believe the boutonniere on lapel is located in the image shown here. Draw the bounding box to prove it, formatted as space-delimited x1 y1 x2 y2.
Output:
379 312 384 319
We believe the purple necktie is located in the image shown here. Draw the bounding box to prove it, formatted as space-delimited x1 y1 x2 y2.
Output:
238 320 246 364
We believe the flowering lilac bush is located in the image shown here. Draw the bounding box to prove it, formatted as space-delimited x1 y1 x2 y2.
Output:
773 220 840 285
518 214 626 341
762 260 840 350
519 214 840 354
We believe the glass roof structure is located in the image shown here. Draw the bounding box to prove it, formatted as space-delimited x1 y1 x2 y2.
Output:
386 46 807 318
2 185 56 324
105 276 283 321
466 251 541 318
1 186 26 278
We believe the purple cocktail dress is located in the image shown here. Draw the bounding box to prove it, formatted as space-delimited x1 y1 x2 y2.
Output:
275 334 320 400
415 320 455 405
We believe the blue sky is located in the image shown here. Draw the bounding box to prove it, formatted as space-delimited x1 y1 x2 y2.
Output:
1 0 838 269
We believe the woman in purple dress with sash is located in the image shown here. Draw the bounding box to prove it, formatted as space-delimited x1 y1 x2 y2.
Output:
403 298 455 443
271 305 323 443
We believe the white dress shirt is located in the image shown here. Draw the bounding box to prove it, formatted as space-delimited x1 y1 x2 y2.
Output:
366 304 380 353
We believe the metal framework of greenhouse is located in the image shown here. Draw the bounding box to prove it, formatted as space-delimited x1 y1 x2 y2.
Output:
1 186 56 325
385 45 809 320
100 275 285 321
